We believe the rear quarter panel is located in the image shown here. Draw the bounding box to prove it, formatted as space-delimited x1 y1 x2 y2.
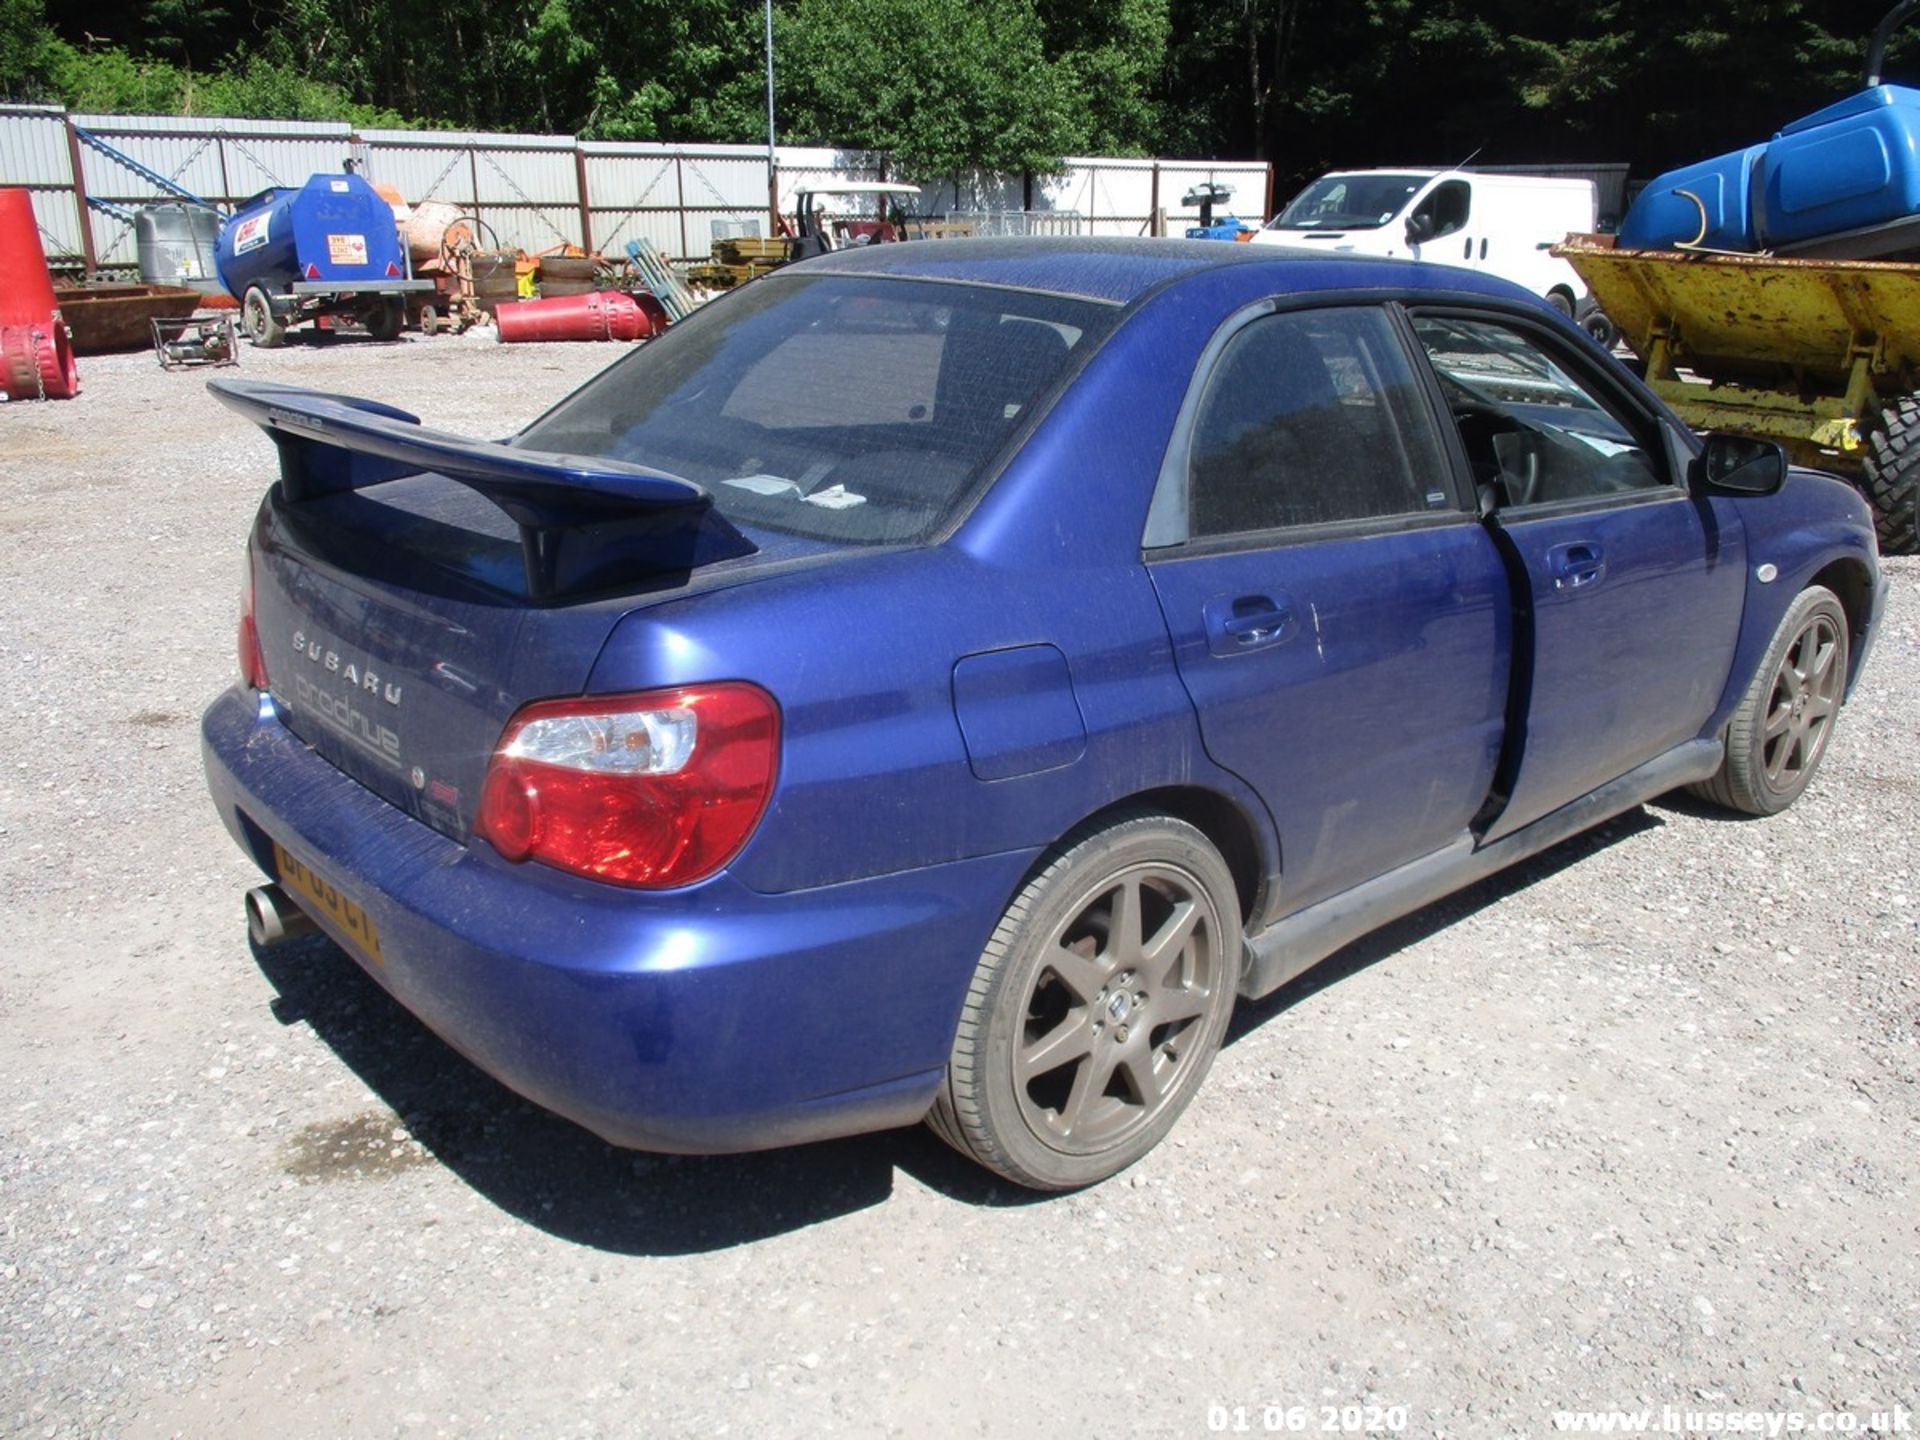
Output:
585 545 1255 894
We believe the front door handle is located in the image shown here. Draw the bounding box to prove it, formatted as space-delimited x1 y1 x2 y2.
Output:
1549 541 1606 590
1205 593 1298 655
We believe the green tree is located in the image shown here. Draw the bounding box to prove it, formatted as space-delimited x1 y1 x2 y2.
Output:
776 0 1079 180
1036 0 1170 155
18 0 1920 195
0 0 59 101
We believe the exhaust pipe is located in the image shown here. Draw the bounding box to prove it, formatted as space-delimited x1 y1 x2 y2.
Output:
245 883 318 947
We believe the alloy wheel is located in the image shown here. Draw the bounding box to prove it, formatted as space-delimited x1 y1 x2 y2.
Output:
1013 861 1224 1154
1761 610 1844 791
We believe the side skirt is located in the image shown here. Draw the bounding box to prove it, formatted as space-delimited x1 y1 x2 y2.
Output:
1239 738 1723 1000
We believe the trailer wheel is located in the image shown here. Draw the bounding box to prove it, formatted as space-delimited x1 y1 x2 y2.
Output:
1862 396 1920 555
241 286 286 349
418 304 441 337
361 297 404 343
1546 288 1575 318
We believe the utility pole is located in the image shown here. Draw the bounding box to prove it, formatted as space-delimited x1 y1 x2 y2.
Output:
765 0 779 237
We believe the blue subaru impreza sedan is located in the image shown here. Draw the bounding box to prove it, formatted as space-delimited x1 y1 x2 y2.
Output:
202 238 1886 1190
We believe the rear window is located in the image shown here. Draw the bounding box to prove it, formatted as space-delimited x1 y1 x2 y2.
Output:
519 275 1115 546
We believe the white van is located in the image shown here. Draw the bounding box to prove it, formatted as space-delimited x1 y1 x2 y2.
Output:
1250 169 1596 313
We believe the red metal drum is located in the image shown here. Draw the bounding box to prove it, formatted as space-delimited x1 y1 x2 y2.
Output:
494 290 667 344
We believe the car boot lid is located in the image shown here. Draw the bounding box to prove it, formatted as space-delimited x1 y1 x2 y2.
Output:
210 377 755 600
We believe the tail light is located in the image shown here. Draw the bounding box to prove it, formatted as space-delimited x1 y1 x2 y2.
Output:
477 683 779 889
238 548 267 689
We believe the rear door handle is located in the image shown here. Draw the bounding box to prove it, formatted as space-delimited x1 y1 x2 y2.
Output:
1549 541 1606 590
1205 593 1298 655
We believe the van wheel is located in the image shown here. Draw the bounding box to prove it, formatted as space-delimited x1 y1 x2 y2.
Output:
1690 585 1849 816
241 286 285 348
927 811 1241 1190
1577 299 1620 350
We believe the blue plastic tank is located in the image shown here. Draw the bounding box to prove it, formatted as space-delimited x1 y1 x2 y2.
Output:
1618 82 1920 255
1617 147 1764 251
216 172 406 299
1760 83 1920 247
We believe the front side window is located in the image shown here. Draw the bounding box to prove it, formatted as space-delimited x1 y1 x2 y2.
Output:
520 275 1112 547
1184 306 1455 539
1412 314 1665 507
1411 180 1472 240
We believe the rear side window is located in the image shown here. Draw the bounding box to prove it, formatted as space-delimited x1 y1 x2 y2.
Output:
1186 306 1454 538
519 276 1110 547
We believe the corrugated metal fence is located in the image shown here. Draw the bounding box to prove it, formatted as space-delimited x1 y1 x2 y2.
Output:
0 104 1272 271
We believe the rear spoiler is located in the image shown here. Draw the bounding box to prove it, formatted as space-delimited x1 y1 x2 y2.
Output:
209 378 754 600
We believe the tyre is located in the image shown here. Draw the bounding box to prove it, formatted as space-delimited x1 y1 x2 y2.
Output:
361 297 404 342
928 810 1242 1190
1546 288 1575 318
1578 303 1619 350
418 304 440 336
1690 585 1850 816
241 286 285 348
1861 394 1920 555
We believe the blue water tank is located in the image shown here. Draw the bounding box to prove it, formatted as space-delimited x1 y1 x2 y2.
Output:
1617 147 1764 250
1618 83 1920 255
1760 83 1920 247
216 172 406 299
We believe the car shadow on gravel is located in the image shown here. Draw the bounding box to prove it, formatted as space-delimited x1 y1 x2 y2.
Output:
1643 788 1767 823
1227 805 1664 1041
250 806 1667 1250
250 937 1043 1255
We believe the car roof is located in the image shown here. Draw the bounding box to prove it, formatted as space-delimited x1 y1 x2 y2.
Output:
798 234 1528 308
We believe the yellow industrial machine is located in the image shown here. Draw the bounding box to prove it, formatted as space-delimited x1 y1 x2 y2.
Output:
1558 235 1920 552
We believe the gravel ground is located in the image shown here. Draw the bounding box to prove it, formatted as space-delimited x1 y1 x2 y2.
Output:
1 329 1915 1439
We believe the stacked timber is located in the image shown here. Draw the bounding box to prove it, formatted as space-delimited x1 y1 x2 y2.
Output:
691 236 791 290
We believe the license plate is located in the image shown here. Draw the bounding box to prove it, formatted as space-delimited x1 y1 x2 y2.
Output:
273 842 384 964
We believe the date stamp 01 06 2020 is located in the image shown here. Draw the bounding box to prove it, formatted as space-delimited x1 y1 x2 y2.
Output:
1206 1404 1411 1435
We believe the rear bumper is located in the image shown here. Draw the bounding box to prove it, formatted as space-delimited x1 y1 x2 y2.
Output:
202 685 1034 1153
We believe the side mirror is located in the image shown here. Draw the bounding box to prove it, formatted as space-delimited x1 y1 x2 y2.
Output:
1693 432 1787 495
1405 212 1436 246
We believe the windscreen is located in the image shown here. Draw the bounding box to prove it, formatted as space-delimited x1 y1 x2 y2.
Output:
519 274 1115 547
1269 173 1426 231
